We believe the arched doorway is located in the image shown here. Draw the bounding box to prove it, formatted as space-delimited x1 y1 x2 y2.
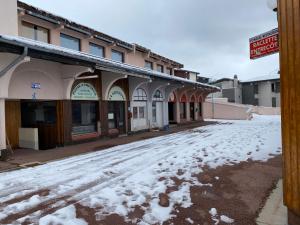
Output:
152 89 164 128
71 82 100 140
131 88 148 131
107 86 127 134
168 91 177 124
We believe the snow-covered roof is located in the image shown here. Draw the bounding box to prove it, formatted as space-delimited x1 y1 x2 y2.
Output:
242 73 280 83
0 35 219 91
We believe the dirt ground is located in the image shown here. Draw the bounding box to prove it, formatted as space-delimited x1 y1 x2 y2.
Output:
71 155 282 225
0 157 282 225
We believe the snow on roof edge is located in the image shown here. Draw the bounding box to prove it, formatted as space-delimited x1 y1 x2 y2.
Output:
0 35 219 90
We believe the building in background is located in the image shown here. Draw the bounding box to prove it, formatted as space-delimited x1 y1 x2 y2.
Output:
242 73 280 107
209 75 242 104
208 73 280 107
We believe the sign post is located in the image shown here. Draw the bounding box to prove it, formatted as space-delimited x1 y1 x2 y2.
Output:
250 28 279 60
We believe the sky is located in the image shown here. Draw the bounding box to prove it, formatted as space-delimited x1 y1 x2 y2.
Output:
22 0 279 81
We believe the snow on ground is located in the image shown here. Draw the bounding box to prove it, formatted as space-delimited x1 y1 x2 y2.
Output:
0 115 281 224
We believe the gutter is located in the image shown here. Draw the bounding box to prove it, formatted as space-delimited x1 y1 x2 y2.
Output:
0 47 28 78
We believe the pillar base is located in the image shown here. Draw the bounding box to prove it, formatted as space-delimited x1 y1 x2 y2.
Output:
288 210 300 225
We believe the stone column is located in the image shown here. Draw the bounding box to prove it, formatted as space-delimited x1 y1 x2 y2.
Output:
0 99 6 150
186 102 190 121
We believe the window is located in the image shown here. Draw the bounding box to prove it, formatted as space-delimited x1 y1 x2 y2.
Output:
166 67 173 75
145 61 153 70
133 107 138 119
272 97 277 107
21 21 49 43
152 102 157 123
275 82 280 93
133 106 145 120
111 50 124 62
89 43 104 57
254 84 259 94
72 101 98 135
60 33 81 51
133 88 147 101
139 107 145 119
153 90 163 101
271 83 275 92
157 64 164 73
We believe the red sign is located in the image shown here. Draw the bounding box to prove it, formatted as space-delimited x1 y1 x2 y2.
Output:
250 28 279 59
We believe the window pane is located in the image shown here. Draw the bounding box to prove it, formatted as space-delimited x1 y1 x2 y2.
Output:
166 68 172 75
145 61 153 70
133 107 138 119
90 43 104 57
21 22 35 40
36 26 49 43
152 102 157 122
157 64 164 73
111 50 124 62
72 101 97 135
139 107 145 118
60 33 80 51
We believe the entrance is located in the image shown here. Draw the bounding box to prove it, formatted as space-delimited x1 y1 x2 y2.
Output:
21 100 58 150
108 101 125 134
190 102 195 121
168 91 177 124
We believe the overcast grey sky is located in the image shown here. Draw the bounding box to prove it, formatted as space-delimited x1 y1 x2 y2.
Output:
22 0 279 80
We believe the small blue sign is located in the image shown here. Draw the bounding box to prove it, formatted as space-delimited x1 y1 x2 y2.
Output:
31 83 41 89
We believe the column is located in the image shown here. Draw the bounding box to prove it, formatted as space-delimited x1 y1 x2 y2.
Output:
0 99 6 150
278 0 300 223
186 102 190 121
162 100 169 127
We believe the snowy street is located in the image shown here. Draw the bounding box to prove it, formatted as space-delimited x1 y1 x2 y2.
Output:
0 115 282 225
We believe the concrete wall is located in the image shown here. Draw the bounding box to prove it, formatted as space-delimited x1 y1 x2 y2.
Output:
203 101 252 120
0 0 18 36
251 106 281 115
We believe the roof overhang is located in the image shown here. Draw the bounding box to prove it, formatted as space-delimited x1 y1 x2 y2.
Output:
0 35 220 92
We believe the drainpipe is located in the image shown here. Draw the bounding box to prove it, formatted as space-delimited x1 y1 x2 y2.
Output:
212 92 215 119
0 47 28 78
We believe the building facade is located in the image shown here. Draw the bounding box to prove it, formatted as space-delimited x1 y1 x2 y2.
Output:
0 0 218 152
209 74 280 107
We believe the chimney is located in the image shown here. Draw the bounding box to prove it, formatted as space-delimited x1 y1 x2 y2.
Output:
233 74 239 88
0 0 18 36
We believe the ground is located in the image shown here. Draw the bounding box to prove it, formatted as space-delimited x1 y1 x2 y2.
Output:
0 115 282 225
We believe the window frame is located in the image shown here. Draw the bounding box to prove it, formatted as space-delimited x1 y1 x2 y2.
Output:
111 49 124 63
21 21 50 43
89 42 105 58
60 33 81 51
166 67 173 75
145 60 153 70
156 64 164 73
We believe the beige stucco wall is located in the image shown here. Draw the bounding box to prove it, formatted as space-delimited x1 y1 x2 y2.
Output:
203 101 251 120
257 81 281 107
0 0 18 36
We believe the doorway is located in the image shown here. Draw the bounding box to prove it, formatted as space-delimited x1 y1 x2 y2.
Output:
190 102 195 121
108 101 125 134
168 102 176 124
21 100 58 150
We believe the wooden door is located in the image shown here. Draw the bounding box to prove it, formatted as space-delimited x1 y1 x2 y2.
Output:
5 101 21 149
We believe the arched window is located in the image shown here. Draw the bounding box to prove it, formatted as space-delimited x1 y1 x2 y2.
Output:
180 94 187 103
153 89 163 101
133 88 147 101
168 92 177 102
190 95 196 102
